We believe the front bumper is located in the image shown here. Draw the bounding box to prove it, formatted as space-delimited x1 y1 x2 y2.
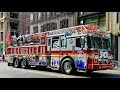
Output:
8 63 13 66
93 64 115 70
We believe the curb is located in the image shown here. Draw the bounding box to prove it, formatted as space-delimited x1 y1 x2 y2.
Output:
113 67 120 71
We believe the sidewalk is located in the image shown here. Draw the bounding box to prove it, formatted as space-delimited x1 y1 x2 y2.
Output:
0 57 7 63
113 61 120 71
113 66 120 71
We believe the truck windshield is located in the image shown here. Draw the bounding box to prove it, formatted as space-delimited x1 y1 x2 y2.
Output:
93 37 102 49
87 36 111 50
102 38 111 50
87 36 102 49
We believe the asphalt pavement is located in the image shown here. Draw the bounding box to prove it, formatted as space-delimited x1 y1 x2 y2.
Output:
0 62 86 78
0 62 120 78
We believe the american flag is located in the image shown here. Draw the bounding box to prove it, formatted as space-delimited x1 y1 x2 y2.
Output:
6 27 12 45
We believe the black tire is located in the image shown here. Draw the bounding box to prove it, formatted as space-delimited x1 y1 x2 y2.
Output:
61 58 76 75
13 59 19 68
8 63 11 66
21 59 29 69
85 70 93 74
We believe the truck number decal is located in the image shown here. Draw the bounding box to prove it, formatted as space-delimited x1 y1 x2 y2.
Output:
100 51 108 59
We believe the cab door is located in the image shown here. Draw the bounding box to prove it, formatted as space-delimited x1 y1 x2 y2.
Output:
50 36 60 68
75 36 87 69
46 37 51 67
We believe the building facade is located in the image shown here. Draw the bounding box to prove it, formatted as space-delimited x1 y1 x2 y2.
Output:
107 12 120 66
106 12 118 62
77 12 106 33
19 12 30 35
0 12 19 55
29 12 78 34
0 12 4 55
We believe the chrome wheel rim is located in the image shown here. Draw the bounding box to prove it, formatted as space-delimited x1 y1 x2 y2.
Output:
64 61 72 74
15 59 19 67
22 60 26 68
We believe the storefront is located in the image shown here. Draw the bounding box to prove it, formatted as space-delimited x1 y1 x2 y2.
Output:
78 12 106 34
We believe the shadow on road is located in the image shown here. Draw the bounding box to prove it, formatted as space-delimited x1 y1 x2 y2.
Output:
26 66 120 78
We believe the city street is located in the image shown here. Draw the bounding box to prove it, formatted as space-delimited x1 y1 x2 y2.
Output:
0 62 120 78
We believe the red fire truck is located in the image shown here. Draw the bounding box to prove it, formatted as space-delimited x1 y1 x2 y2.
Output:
6 24 115 74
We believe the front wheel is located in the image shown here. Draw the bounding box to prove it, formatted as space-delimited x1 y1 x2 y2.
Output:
13 59 19 68
85 70 93 74
61 58 76 75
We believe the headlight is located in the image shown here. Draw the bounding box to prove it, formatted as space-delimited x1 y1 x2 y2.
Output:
108 56 112 59
94 55 99 59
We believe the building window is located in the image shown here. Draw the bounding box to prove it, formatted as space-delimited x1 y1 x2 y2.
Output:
84 16 98 25
41 25 45 32
84 18 91 24
47 12 50 17
10 32 15 36
1 32 3 41
36 13 38 21
11 31 18 37
91 17 98 25
33 13 38 22
53 12 56 16
80 12 84 15
99 15 106 32
117 12 119 23
99 21 106 32
33 13 35 22
50 22 57 30
38 13 41 20
1 22 3 29
10 12 18 19
33 26 38 33
40 12 44 19
56 12 60 15
41 22 57 32
1 12 3 18
60 19 69 29
81 13 106 32
10 22 18 30
30 13 33 21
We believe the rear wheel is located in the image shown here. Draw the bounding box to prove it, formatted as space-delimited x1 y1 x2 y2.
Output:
8 63 11 66
61 58 76 74
21 59 29 69
13 59 19 68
